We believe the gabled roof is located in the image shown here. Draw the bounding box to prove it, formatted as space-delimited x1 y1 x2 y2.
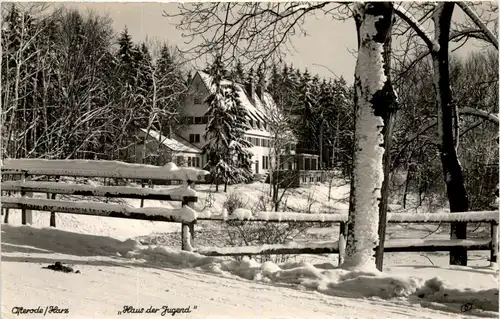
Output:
139 128 202 154
196 71 276 126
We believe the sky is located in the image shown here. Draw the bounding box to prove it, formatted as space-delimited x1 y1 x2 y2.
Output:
50 2 485 84
53 2 357 83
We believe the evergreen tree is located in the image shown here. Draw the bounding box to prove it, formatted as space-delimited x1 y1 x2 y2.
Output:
203 55 231 192
226 83 253 186
117 27 137 86
229 59 245 83
156 44 187 135
186 70 193 86
204 55 254 191
268 63 281 98
294 69 317 153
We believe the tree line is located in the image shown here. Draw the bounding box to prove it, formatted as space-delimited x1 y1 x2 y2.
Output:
1 4 188 161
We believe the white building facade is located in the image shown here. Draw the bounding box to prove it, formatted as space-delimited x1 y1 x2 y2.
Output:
178 71 276 175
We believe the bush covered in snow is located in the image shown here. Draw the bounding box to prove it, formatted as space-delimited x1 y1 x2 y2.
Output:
221 192 312 263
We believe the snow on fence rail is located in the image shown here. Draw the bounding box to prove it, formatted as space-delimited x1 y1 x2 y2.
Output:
198 209 499 223
1 181 198 202
194 209 498 265
1 159 210 252
2 159 209 181
1 197 197 223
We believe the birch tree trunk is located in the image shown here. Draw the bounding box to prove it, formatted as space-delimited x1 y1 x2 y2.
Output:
343 2 395 271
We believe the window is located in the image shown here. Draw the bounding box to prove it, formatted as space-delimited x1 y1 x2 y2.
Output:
189 134 200 143
262 156 265 169
256 120 261 129
196 157 200 168
195 117 203 124
176 156 185 166
187 157 192 167
202 116 209 124
194 97 202 104
256 138 261 147
249 119 254 128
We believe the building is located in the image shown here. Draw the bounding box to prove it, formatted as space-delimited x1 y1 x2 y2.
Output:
177 70 298 177
125 70 323 185
126 128 203 167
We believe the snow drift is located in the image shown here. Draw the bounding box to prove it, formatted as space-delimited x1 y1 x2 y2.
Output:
12 222 491 314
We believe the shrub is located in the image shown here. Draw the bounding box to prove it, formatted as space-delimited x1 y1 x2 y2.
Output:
221 191 310 263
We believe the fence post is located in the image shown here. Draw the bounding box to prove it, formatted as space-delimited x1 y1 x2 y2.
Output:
21 172 33 225
181 181 196 252
140 180 146 208
49 193 57 227
3 190 9 223
48 176 60 227
338 221 347 266
491 221 498 263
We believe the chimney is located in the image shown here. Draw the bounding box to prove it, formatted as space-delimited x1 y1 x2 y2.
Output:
162 125 173 139
257 80 266 101
245 69 256 104
167 125 172 139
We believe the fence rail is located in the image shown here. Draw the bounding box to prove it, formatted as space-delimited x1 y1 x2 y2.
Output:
1 159 498 265
194 214 498 265
1 159 208 252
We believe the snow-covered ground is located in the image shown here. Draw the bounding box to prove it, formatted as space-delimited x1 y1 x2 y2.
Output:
1 181 498 318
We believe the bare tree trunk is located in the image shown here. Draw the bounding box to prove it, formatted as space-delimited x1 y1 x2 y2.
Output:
432 3 469 266
403 165 412 209
319 120 323 170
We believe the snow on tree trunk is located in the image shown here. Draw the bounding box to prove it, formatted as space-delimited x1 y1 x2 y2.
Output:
432 3 469 266
343 2 394 271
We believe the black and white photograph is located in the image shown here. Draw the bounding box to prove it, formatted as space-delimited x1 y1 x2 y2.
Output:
1 1 499 318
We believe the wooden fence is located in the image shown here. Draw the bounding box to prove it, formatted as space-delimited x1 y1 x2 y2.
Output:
1 159 498 265
195 211 498 265
1 159 209 251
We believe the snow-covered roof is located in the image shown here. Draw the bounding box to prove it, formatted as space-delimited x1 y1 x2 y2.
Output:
139 129 202 154
197 71 276 127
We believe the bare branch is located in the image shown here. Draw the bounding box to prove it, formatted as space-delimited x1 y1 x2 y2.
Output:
456 2 498 50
